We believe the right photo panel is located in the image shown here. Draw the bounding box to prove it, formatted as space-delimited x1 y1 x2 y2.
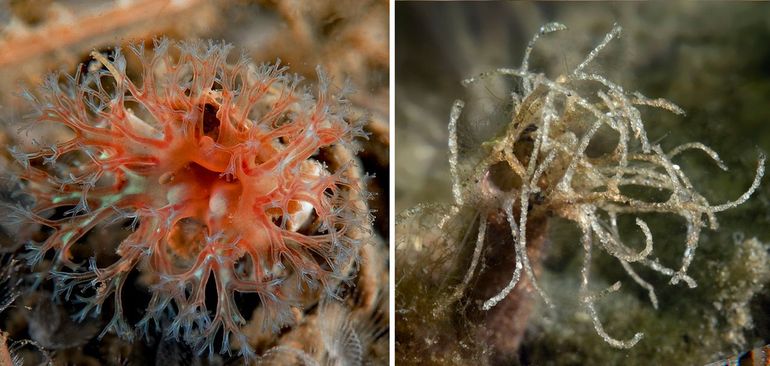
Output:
395 2 770 365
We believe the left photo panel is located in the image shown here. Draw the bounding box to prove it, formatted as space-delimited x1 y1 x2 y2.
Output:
0 1 389 364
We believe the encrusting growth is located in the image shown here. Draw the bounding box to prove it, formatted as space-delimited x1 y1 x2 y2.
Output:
398 22 765 356
3 39 370 358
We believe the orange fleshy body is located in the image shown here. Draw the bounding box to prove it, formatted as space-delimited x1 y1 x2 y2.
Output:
8 39 368 358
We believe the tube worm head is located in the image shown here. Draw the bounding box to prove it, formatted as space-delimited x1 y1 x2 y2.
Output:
5 39 370 358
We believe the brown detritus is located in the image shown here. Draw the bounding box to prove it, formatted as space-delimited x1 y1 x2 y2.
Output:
254 0 388 110
0 331 13 366
247 240 388 365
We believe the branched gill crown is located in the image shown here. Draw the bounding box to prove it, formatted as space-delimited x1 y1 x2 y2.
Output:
4 39 370 358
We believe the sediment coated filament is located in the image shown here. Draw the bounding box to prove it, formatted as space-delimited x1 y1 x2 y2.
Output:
447 23 765 348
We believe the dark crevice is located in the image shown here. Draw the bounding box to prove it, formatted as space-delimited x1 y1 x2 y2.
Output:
202 103 221 141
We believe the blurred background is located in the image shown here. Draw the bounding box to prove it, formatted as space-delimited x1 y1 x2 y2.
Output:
396 2 770 365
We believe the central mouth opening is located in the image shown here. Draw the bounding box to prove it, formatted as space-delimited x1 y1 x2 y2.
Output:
201 103 221 141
